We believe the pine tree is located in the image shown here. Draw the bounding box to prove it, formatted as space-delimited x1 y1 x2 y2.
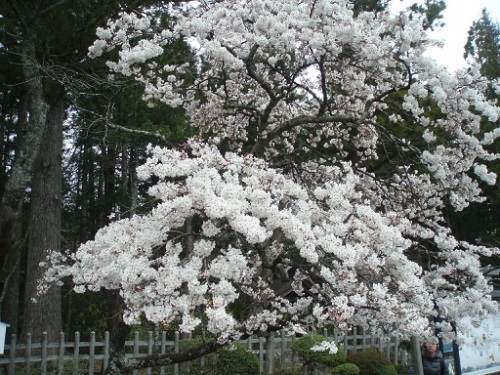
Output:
457 9 500 257
465 9 500 79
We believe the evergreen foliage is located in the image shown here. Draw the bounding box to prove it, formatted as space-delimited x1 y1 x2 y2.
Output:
465 9 500 79
272 369 303 375
332 363 361 375
215 343 260 375
292 335 345 367
346 349 395 375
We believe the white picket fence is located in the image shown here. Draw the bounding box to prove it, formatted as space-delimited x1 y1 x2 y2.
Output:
0 327 411 375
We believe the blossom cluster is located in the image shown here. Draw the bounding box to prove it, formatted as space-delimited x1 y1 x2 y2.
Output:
44 139 495 341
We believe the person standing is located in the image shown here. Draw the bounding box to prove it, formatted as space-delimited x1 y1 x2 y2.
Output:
421 341 450 375
409 340 450 375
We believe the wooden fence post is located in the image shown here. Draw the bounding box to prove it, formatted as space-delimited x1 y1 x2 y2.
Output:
401 347 408 365
362 327 367 351
147 331 153 375
353 327 358 354
280 329 286 369
1 328 416 374
73 332 80 375
266 332 275 375
25 333 31 374
410 336 423 375
200 330 206 373
41 332 48 375
259 336 265 375
8 334 16 375
104 331 110 371
174 331 179 375
89 331 96 375
343 331 348 355
394 336 400 365
58 332 65 375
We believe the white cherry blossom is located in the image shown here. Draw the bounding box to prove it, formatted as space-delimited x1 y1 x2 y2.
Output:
44 0 499 344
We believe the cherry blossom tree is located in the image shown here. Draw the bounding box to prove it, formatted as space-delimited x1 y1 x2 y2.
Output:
42 0 499 372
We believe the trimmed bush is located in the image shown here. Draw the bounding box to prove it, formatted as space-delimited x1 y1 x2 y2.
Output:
376 365 398 375
292 334 345 367
272 368 303 375
162 338 258 375
346 348 396 375
176 337 218 375
395 364 411 375
331 363 360 375
215 343 260 375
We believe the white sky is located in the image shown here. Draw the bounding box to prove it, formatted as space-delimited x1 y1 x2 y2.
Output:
390 0 500 72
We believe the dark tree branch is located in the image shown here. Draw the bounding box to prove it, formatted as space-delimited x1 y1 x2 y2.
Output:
114 339 224 373
243 45 280 101
39 0 72 16
268 114 362 139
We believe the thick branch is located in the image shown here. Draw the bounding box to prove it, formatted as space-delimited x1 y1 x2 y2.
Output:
244 45 280 101
251 113 364 156
103 339 226 375
277 114 361 140
39 0 72 16
364 57 413 113
105 122 174 146
0 44 49 233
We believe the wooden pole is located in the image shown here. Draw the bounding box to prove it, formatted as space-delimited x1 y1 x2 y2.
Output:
410 336 424 375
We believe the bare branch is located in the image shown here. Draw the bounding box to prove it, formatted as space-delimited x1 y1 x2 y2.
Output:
39 0 72 16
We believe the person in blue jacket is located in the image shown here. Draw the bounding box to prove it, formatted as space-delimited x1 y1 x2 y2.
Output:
410 340 450 375
421 341 449 375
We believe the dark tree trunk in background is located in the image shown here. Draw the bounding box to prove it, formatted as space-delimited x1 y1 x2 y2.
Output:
102 145 116 224
0 89 28 334
0 41 49 251
129 147 139 215
0 39 51 335
22 86 64 341
0 220 23 336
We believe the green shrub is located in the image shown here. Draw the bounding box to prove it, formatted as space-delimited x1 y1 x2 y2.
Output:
292 334 345 367
176 340 258 375
215 342 260 375
395 364 411 375
13 359 90 375
331 363 360 375
346 348 395 375
376 365 398 375
272 368 303 375
178 337 208 350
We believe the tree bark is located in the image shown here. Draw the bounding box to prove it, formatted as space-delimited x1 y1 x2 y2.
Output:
0 40 50 336
0 220 23 336
0 41 49 253
22 85 64 342
129 146 139 215
105 290 133 375
0 90 28 333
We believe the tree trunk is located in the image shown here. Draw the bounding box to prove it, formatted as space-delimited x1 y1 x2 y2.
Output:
106 290 133 375
0 41 49 257
0 220 23 336
129 146 139 215
0 84 29 334
0 40 49 336
22 86 64 342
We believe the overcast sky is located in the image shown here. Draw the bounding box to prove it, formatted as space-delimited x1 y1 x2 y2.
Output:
390 0 500 72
